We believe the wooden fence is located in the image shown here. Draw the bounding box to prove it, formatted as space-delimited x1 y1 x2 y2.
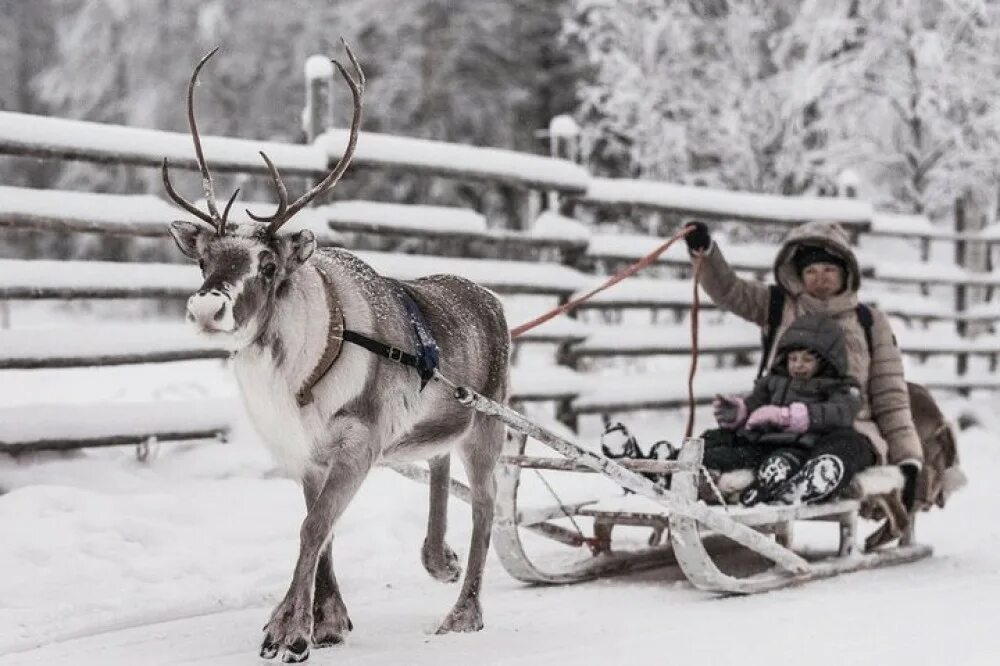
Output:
0 66 997 453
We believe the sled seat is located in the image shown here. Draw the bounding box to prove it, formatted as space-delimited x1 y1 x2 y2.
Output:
571 490 860 542
551 463 908 559
578 498 860 528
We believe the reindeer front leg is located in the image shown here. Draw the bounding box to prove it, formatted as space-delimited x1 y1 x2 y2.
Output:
261 443 373 663
308 491 353 647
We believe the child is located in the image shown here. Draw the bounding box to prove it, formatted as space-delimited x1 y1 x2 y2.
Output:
706 312 861 505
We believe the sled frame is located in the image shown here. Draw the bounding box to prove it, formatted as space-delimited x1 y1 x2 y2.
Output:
450 386 932 594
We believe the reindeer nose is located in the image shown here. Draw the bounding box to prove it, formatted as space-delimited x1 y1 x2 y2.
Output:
186 290 234 332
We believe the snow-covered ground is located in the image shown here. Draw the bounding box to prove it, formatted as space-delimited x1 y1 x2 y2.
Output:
0 232 996 665
0 352 997 666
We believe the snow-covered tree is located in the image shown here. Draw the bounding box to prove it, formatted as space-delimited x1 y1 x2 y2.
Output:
815 0 1000 219
26 0 584 225
570 0 1000 220
0 0 57 188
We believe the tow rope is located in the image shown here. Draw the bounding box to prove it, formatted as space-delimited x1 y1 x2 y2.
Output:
476 225 708 549
509 225 697 339
507 224 703 436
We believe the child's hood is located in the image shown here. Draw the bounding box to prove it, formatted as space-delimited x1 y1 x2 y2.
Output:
774 313 849 378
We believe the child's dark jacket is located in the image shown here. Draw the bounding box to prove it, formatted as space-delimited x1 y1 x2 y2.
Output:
742 313 861 447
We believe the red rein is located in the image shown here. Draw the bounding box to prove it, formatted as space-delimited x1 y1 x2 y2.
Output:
508 225 704 439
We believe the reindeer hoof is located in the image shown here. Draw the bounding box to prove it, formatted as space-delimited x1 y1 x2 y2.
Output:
312 632 345 649
435 597 484 634
312 598 353 648
260 636 280 659
421 539 462 583
261 607 312 662
312 615 352 648
281 637 310 663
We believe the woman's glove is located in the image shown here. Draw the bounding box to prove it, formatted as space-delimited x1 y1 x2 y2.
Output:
900 462 920 512
684 221 711 252
712 394 746 429
746 405 791 430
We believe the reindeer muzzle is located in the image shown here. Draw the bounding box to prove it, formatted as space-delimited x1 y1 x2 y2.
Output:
186 288 235 333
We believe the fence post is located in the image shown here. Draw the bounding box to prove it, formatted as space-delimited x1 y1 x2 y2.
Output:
954 196 968 377
303 55 334 143
546 114 580 212
547 114 583 431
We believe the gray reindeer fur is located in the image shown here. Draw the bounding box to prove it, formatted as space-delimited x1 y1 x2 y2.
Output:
166 45 509 663
172 223 510 662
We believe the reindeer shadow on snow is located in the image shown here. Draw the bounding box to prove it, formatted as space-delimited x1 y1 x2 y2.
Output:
164 44 510 663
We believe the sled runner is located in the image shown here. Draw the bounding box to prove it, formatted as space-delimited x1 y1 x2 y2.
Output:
445 386 932 595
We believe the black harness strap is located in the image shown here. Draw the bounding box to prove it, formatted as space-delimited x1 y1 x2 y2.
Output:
757 285 786 379
341 329 437 389
296 266 441 407
855 302 875 355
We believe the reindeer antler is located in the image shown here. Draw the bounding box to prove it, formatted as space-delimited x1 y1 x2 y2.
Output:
162 47 238 235
248 40 366 235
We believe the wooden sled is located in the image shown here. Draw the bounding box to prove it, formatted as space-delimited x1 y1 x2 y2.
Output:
446 386 932 595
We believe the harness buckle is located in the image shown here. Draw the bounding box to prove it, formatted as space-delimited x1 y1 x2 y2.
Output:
388 347 403 363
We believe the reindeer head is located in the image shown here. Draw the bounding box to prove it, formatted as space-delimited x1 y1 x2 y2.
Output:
165 44 364 347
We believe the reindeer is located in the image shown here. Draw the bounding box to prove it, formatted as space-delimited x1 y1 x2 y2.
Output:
163 45 509 663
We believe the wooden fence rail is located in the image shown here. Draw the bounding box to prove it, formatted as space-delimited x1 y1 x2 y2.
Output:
0 72 997 452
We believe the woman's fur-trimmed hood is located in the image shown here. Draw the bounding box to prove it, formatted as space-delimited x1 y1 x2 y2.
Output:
773 221 862 295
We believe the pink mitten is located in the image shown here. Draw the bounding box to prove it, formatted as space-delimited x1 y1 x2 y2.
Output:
746 405 791 430
786 402 810 434
712 395 747 430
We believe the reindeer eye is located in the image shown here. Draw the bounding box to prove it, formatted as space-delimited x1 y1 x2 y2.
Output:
260 263 277 280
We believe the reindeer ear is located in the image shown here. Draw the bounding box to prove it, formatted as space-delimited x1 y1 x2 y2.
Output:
169 221 207 259
283 229 316 270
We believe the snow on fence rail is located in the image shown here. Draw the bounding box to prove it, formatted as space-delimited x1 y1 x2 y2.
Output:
0 255 589 301
0 111 327 177
316 128 589 192
0 400 233 454
0 111 589 193
580 177 874 228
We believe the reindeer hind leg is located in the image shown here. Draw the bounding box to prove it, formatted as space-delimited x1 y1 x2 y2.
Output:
421 453 463 582
436 416 503 634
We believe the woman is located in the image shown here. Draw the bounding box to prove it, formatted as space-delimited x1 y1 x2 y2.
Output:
685 220 922 508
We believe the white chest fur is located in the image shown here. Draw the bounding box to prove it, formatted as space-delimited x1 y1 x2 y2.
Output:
234 347 315 477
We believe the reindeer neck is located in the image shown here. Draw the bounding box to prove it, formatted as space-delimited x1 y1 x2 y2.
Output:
241 253 374 395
